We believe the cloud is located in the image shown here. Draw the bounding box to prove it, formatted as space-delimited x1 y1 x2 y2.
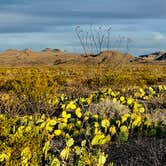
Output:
0 32 75 51
0 13 50 33
0 0 165 35
153 32 166 40
0 0 166 55
1 0 166 19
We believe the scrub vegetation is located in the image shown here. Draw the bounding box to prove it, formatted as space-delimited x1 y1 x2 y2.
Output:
0 63 165 165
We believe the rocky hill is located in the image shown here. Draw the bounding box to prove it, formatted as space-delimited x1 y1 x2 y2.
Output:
0 49 165 67
0 49 134 66
133 51 166 62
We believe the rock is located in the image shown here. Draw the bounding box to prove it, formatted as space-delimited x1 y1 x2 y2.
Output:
22 48 32 56
135 51 166 62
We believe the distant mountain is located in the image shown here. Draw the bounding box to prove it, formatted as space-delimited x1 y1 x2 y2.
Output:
133 51 166 62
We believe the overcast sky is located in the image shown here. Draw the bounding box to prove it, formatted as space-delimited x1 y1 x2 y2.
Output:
0 0 166 55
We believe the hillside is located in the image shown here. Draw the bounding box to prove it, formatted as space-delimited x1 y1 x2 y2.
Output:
133 51 166 62
0 49 166 67
0 49 134 66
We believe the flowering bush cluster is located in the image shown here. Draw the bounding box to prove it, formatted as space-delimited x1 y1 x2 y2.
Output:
0 83 165 165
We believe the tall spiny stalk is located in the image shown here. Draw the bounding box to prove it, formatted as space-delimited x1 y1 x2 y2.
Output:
75 25 132 56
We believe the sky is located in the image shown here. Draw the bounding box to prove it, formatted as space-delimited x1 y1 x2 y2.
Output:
0 0 166 55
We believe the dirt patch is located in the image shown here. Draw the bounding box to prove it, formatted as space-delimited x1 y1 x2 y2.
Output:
105 137 166 166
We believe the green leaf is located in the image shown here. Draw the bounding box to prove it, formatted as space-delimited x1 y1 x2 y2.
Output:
62 111 67 118
75 146 82 155
139 88 145 97
49 119 57 126
97 152 107 166
91 135 100 145
36 119 44 125
81 140 86 147
45 123 53 132
60 147 70 161
66 138 74 147
50 157 60 166
116 120 121 128
99 135 111 145
0 153 7 162
121 113 130 123
119 125 129 142
91 134 105 145
120 125 128 133
76 120 82 127
43 141 50 157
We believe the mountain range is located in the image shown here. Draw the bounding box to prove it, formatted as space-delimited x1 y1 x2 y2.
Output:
0 49 165 66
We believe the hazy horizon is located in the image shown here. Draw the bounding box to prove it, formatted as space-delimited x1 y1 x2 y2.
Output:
0 0 166 56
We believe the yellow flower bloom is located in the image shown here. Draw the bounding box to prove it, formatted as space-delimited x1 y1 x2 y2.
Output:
110 125 116 136
54 129 62 136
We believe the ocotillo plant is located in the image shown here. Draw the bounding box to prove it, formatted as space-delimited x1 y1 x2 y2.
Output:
126 37 133 54
75 25 112 56
75 25 132 56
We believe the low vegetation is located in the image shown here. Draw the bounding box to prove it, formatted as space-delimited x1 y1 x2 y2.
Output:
0 63 165 165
